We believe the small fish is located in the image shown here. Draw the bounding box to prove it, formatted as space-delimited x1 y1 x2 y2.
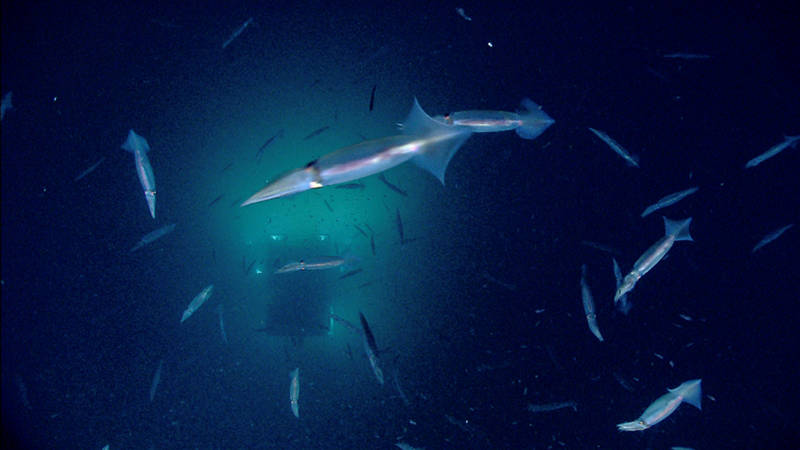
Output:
392 368 410 406
396 443 424 450
396 209 404 245
245 259 256 275
222 17 253 49
745 135 800 169
612 257 631 314
289 368 300 418
359 312 384 384
324 199 333 212
330 313 362 335
456 7 472 21
221 161 234 172
336 182 365 190
354 224 368 238
339 268 363 280
369 84 376 112
149 359 163 402
580 265 603 341
646 66 669 81
641 187 699 218
256 129 284 162
613 371 635 392
527 401 578 413
15 374 31 410
481 271 516 291
130 223 176 253
1 91 12 121
181 284 214 324
588 127 640 167
303 125 330 141
370 233 376 255
581 240 622 255
150 18 182 29
74 157 106 182
208 194 224 207
216 304 228 344
378 173 408 196
752 223 794 253
345 343 353 360
662 53 711 59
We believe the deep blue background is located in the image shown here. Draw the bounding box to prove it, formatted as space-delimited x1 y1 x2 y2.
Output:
3 1 799 448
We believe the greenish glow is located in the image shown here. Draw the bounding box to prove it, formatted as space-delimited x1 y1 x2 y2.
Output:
164 55 468 364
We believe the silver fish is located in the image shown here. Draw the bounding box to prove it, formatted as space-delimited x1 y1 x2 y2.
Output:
215 304 228 344
74 157 106 182
181 284 214 324
222 17 253 49
588 127 640 167
289 368 300 418
752 223 794 253
149 359 163 402
527 401 578 413
130 223 176 253
641 187 699 218
745 135 800 168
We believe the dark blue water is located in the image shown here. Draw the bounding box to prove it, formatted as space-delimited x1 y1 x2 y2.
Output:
3 1 798 448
